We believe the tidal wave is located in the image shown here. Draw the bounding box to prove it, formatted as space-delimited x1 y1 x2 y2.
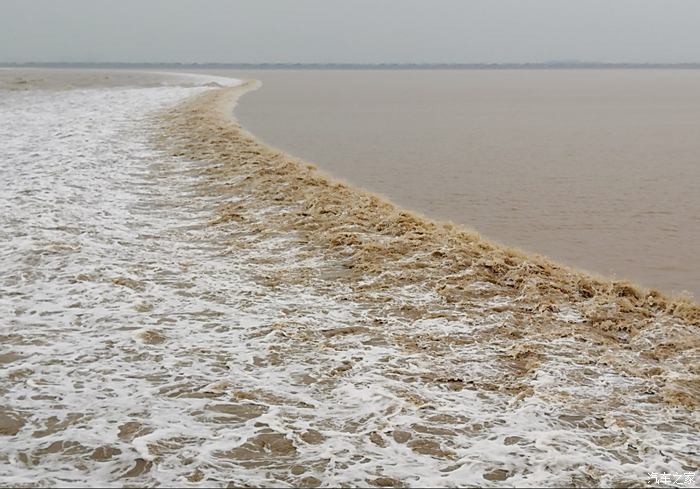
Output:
0 76 697 487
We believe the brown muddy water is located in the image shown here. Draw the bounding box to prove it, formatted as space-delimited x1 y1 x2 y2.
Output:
1 69 698 487
201 69 700 298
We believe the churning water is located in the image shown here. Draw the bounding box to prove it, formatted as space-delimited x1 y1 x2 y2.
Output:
232 69 700 298
0 73 697 487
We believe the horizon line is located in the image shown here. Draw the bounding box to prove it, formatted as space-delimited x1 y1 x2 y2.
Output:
4 61 700 70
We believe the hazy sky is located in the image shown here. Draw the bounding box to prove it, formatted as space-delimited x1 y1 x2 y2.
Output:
2 0 700 64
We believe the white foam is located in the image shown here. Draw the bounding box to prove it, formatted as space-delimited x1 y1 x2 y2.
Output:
0 85 696 487
145 70 244 88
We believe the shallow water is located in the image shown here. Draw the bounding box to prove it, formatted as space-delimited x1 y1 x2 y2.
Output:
0 73 697 487
223 69 700 298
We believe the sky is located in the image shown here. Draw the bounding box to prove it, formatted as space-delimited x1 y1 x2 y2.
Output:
2 0 700 64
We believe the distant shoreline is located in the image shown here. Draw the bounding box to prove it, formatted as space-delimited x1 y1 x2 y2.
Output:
4 62 700 70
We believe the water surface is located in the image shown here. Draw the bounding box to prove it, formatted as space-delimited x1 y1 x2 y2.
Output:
1 70 696 486
225 69 700 298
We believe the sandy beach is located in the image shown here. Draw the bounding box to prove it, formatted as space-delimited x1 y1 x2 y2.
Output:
0 69 698 486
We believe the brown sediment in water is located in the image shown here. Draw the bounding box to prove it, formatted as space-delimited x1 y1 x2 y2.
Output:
156 81 699 408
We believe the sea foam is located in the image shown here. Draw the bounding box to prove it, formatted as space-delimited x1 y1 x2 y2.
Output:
0 75 697 487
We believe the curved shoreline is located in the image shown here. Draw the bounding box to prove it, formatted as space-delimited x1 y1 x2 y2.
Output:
157 81 698 408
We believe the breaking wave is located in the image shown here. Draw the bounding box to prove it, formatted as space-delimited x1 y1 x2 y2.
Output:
0 74 697 487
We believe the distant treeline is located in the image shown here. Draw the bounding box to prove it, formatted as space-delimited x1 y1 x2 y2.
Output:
3 62 700 70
